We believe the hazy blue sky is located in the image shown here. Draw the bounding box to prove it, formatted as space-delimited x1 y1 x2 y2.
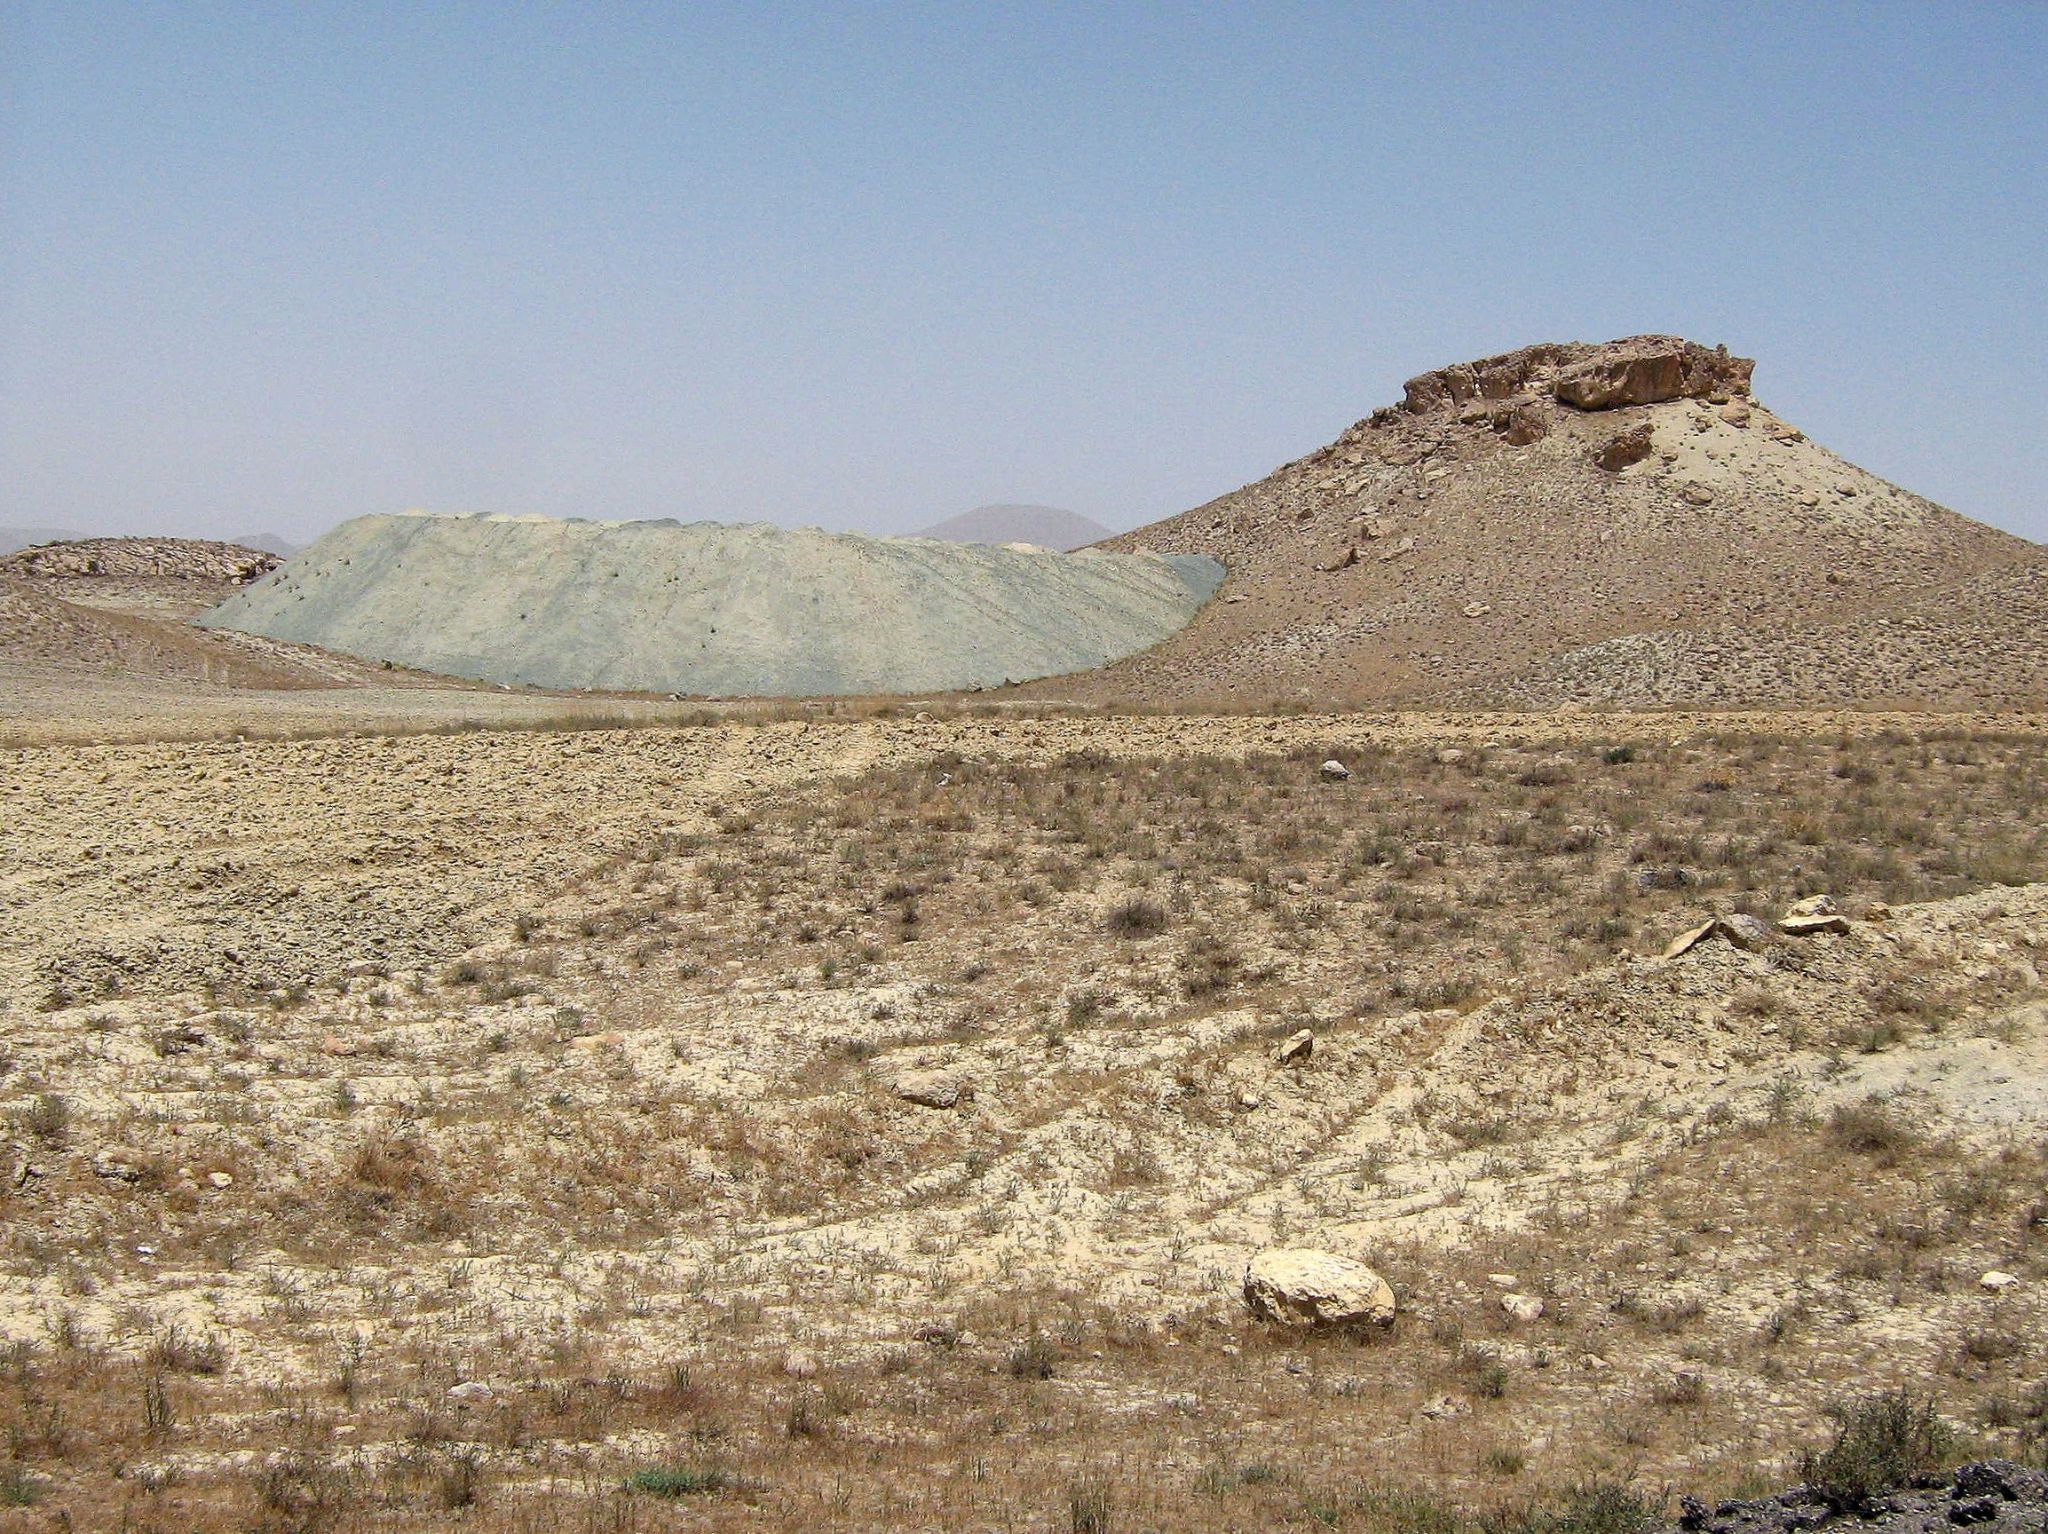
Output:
3 3 2043 545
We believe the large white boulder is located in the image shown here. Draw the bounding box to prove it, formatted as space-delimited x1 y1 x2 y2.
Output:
1242 1248 1396 1328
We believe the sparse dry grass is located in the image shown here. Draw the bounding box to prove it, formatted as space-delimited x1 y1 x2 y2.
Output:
2 720 2046 1529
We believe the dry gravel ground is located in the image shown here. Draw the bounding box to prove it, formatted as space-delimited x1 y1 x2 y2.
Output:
2 707 2047 1532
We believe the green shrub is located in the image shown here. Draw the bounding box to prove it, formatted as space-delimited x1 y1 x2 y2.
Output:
627 1464 728 1498
1487 1481 1657 1534
1547 1481 1658 1534
1799 1389 1952 1512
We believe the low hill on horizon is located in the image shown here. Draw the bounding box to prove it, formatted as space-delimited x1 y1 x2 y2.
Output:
913 504 1113 551
1 525 301 558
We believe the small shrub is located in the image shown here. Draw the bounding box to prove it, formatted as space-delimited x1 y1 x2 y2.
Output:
1545 1480 1658 1534
1827 1097 1917 1161
1068 1476 1114 1534
627 1464 728 1498
1008 1335 1058 1380
1960 1328 2023 1365
139 1366 174 1439
148 1324 227 1376
14 1093 69 1147
0 1464 39 1507
1799 1389 1952 1513
1104 897 1169 938
435 1448 485 1510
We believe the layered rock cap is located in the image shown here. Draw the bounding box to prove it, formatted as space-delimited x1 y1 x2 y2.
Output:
1399 335 1755 417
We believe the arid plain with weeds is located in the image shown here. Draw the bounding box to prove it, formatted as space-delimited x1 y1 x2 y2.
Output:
4 711 2048 1531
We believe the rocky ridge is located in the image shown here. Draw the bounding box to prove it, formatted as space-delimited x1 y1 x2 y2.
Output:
0 536 281 586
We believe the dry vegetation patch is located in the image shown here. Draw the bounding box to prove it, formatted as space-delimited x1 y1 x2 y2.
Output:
2 720 2045 1529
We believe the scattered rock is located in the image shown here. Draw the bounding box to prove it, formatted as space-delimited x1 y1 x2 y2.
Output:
1417 1392 1468 1420
1719 913 1775 951
1242 1248 1397 1328
1595 423 1655 472
1501 1293 1545 1323
1501 403 1549 445
91 1150 145 1184
1662 914 1775 959
207 1171 234 1189
782 1349 820 1379
1780 896 1849 935
446 1381 494 1406
1779 913 1849 937
1980 1270 2019 1292
892 1070 969 1109
155 1023 207 1056
1275 1028 1314 1066
1680 483 1717 507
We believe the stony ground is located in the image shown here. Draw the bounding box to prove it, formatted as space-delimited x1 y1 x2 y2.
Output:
3 707 2048 1531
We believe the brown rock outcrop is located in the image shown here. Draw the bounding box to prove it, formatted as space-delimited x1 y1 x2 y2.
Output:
0 537 281 585
1550 337 1753 411
1403 336 1753 417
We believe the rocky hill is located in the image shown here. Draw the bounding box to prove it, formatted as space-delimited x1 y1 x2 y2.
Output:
1058 336 2042 708
0 537 336 691
0 535 282 587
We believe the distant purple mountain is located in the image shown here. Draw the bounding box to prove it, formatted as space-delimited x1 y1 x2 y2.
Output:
912 504 1113 551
